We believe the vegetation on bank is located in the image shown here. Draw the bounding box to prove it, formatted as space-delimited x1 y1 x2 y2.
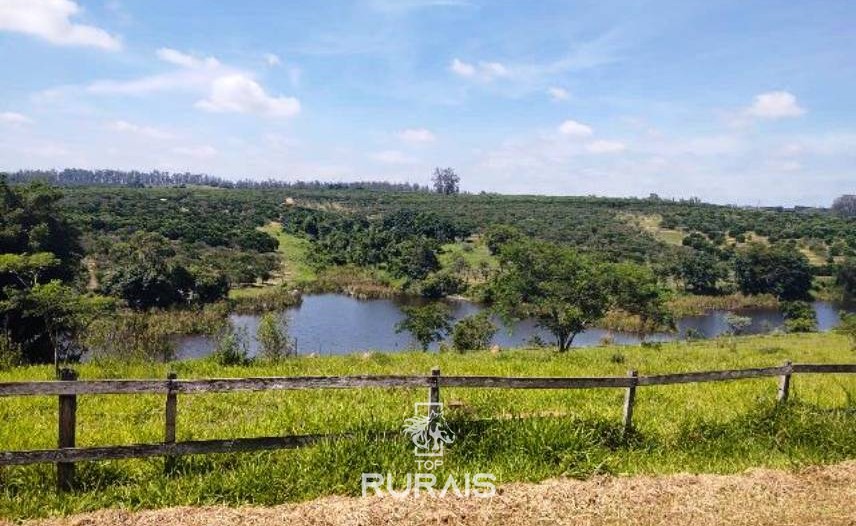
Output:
0 332 854 519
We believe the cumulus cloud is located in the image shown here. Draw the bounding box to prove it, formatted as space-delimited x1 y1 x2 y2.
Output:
195 75 300 118
264 53 281 66
0 111 32 125
0 0 121 50
450 58 509 81
557 119 593 138
548 87 569 101
586 140 626 154
746 91 805 119
109 120 173 139
399 128 436 143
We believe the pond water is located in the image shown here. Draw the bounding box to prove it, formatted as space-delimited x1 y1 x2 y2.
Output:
175 294 855 359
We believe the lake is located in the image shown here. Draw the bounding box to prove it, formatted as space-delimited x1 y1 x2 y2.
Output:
175 294 854 359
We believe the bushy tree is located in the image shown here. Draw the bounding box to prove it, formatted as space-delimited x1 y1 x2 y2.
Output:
837 258 856 298
734 243 812 300
608 262 672 336
675 250 728 294
489 240 612 352
395 303 453 350
780 300 818 333
256 312 293 360
832 195 856 217
483 224 521 255
431 167 460 195
451 312 497 352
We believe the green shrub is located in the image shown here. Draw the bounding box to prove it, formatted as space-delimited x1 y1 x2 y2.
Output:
212 327 251 366
257 313 293 361
451 312 497 352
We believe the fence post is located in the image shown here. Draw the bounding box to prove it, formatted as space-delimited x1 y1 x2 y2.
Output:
57 368 78 492
164 372 178 473
622 370 638 436
428 367 441 422
777 361 792 403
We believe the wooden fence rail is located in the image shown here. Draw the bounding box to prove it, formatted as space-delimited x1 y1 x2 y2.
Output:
1 362 854 492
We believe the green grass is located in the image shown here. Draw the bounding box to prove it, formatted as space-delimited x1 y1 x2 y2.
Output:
1 332 855 519
229 222 317 299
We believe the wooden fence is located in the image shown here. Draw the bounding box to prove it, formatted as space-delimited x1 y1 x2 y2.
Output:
1 361 854 492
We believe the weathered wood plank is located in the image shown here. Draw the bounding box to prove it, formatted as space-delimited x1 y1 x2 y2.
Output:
792 364 856 374
439 376 635 389
777 361 793 403
57 368 77 492
637 366 788 386
622 370 638 436
0 376 431 397
0 434 331 466
164 372 178 473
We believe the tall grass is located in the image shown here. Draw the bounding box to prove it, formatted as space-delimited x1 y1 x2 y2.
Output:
0 332 853 519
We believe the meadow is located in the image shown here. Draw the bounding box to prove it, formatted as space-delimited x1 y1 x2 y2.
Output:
1 332 854 520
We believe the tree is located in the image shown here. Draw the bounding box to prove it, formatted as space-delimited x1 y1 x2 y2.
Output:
483 224 521 255
674 250 728 294
0 177 110 365
395 303 453 350
431 167 460 195
451 312 497 352
257 312 292 360
489 240 612 352
608 262 672 337
832 195 856 217
837 258 856 298
734 243 812 300
780 300 818 333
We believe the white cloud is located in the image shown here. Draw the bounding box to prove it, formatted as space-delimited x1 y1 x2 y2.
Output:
586 140 626 154
450 58 509 81
156 48 219 69
370 150 417 164
109 120 173 139
0 0 121 50
399 128 436 143
0 111 32 125
195 74 301 118
548 87 569 101
557 119 593 138
172 145 217 158
264 53 281 66
746 91 805 119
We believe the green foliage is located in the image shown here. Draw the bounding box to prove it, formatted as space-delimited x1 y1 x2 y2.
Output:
674 250 728 294
395 303 453 350
100 232 228 309
835 312 856 349
256 313 293 361
212 326 251 366
734 243 813 300
418 269 466 298
780 301 818 333
490 240 613 352
431 167 460 195
724 314 752 335
608 262 672 334
837 258 856 298
451 312 497 352
0 331 22 370
483 224 522 255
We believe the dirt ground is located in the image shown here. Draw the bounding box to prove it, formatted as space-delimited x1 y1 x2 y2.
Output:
13 461 856 526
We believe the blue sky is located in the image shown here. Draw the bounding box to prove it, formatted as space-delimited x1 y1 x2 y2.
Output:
0 0 854 205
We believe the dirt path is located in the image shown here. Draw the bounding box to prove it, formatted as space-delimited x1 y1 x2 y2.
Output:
15 461 856 526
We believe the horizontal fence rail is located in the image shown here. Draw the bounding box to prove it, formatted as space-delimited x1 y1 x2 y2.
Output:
0 362 853 492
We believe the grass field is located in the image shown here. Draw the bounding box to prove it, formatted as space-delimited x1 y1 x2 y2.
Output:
1 332 854 520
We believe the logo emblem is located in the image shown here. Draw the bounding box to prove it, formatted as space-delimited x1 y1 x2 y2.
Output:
402 402 455 457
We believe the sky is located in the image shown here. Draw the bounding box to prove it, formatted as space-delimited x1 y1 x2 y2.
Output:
0 0 854 206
